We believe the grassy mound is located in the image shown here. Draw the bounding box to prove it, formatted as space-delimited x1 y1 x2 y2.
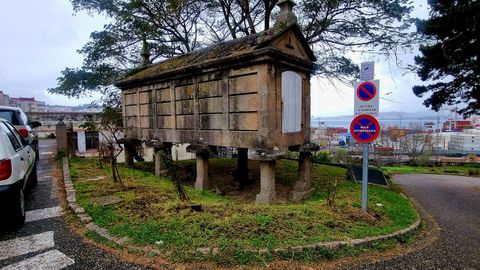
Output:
69 157 417 265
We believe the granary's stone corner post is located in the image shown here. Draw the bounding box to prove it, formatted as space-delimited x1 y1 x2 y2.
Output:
236 148 253 187
257 160 276 204
145 141 172 176
290 143 319 202
250 148 287 205
187 144 210 190
156 142 172 176
123 140 135 168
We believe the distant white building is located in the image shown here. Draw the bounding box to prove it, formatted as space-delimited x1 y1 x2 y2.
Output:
433 132 453 151
10 97 46 112
0 91 11 106
448 129 480 153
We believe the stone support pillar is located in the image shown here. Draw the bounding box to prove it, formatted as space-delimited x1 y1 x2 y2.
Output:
124 141 135 168
290 151 314 202
195 152 209 190
255 160 276 205
154 148 164 176
153 142 172 177
236 148 252 187
289 143 319 202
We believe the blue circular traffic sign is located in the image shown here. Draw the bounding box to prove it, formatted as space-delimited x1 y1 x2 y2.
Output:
350 115 381 143
356 82 377 101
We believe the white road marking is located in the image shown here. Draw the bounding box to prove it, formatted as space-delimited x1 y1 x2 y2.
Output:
0 250 74 270
26 207 62 223
40 151 53 155
0 231 55 260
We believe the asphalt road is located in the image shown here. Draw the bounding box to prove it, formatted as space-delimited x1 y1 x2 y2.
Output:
0 140 149 270
350 173 480 270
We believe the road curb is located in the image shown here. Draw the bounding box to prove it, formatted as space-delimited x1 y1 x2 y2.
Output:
62 157 422 257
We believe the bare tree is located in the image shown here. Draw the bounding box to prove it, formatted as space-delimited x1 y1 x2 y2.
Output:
400 127 434 166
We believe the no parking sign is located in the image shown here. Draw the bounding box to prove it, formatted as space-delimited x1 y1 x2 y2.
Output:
354 80 379 117
350 114 380 144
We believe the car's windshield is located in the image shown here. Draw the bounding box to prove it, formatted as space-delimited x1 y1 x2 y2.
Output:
0 110 23 125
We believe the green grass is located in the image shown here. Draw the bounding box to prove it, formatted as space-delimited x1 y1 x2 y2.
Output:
69 157 418 265
382 164 480 176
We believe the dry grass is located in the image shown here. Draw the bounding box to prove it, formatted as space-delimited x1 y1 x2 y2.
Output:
69 156 417 265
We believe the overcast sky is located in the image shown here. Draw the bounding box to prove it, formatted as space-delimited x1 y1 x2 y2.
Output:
0 0 429 116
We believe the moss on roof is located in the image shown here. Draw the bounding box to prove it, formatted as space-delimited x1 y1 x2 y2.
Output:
119 24 314 85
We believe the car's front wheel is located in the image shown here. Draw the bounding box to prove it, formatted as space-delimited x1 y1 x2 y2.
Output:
12 187 26 226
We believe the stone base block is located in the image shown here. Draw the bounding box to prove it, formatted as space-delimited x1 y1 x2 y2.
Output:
255 192 276 205
289 188 315 202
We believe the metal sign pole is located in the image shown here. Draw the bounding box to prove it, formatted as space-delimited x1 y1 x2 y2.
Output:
362 143 369 212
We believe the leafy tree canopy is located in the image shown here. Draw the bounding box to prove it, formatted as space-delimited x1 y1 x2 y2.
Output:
413 0 480 117
50 0 417 98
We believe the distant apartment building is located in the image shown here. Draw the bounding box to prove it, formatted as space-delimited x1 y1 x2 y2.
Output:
10 97 46 112
443 120 472 132
326 127 348 137
448 129 480 153
0 91 11 106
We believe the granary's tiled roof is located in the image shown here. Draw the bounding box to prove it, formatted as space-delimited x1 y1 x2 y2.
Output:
118 24 315 86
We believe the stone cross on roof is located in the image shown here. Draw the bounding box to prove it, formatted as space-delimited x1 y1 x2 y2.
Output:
275 0 298 26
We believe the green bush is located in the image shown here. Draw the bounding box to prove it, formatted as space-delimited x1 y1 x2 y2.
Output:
333 148 351 164
468 169 480 176
313 151 331 163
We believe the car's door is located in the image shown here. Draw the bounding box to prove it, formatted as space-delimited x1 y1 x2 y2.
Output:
7 121 34 168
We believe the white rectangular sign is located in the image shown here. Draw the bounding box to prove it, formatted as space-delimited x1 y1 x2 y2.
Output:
77 130 86 153
360 61 375 81
354 80 380 117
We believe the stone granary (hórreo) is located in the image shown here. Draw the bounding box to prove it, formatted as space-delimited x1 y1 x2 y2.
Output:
116 0 318 204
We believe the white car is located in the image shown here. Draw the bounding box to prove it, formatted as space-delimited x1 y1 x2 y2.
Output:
0 118 37 225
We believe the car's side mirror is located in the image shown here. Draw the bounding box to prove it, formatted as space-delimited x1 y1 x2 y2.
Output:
31 121 41 128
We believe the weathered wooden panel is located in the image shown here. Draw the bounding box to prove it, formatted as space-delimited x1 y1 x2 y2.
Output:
175 84 195 100
281 71 302 133
125 105 137 116
125 117 138 127
156 89 171 102
200 114 225 130
176 100 194 115
176 115 195 130
229 113 258 131
140 104 153 116
229 131 259 148
229 73 258 95
157 103 171 116
197 130 224 146
140 128 152 140
199 97 223 114
139 91 152 104
125 94 137 105
198 80 223 98
140 116 153 128
229 93 258 112
157 116 174 129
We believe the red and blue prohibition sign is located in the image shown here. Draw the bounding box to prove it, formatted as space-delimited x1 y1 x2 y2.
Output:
350 114 381 144
356 81 377 101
